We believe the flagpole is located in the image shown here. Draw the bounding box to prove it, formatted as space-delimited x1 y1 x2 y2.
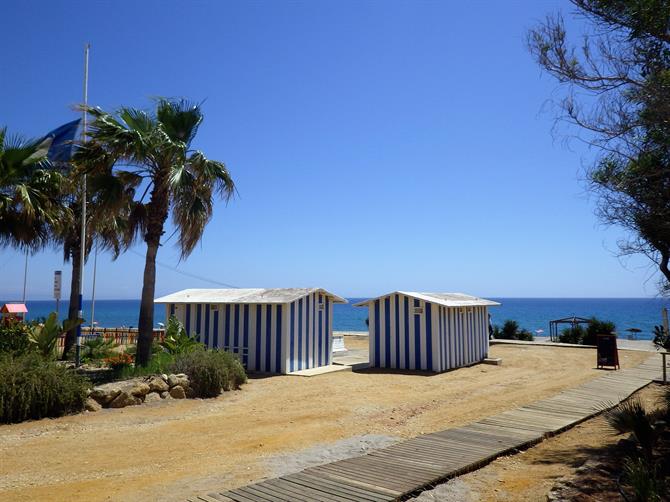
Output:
22 249 28 303
75 43 90 367
90 241 98 331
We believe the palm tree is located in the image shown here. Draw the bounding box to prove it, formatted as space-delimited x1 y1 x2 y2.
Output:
58 166 138 359
0 127 67 250
76 99 234 365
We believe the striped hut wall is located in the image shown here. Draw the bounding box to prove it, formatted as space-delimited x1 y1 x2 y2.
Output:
434 305 489 371
178 303 285 374
287 292 331 372
369 294 438 371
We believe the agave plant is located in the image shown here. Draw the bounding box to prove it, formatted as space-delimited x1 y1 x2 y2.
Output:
28 313 83 359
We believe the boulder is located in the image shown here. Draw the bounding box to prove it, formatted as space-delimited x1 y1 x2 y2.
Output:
146 376 169 393
90 383 122 405
160 391 169 399
169 385 186 399
167 373 190 388
109 391 142 408
144 392 163 403
85 397 102 412
124 380 150 397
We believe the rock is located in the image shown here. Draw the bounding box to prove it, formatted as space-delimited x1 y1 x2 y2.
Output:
90 383 122 405
160 391 169 399
144 392 163 403
125 380 150 397
85 397 102 412
160 373 168 382
146 375 169 393
167 373 190 388
169 385 186 399
109 391 142 408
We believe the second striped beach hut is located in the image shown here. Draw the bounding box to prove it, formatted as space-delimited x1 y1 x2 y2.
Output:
355 292 500 372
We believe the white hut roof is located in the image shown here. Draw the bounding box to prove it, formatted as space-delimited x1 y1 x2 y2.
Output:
353 292 500 308
155 288 347 305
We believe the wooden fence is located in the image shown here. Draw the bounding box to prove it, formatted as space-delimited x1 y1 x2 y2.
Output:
56 327 166 349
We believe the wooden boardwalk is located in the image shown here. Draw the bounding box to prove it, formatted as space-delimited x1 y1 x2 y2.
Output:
189 356 662 502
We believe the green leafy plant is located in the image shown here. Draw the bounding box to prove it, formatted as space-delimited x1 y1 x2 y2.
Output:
652 325 670 351
620 456 664 502
0 353 89 423
493 320 534 341
159 316 202 355
0 320 31 355
112 351 175 380
81 336 119 363
28 312 82 359
583 317 616 346
170 348 246 398
558 325 586 344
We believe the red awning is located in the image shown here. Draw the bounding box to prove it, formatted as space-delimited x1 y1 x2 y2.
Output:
1 303 28 314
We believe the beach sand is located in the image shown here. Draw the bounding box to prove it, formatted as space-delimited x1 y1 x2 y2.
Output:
0 343 652 501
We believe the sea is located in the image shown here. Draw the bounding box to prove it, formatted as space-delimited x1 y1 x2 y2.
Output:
8 297 670 341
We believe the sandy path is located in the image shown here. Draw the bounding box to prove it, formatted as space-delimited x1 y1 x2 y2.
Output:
0 345 649 501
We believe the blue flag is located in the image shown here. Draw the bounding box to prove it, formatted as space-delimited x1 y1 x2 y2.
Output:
42 119 81 163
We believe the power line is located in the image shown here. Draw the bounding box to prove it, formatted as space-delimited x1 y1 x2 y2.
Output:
128 249 239 288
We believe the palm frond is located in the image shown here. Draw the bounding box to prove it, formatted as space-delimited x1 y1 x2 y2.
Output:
156 98 202 146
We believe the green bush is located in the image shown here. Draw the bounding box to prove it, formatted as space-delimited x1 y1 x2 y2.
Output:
583 317 615 345
558 325 586 344
171 348 246 398
558 318 615 345
0 353 89 424
0 321 31 355
81 336 119 363
113 351 175 380
493 320 534 341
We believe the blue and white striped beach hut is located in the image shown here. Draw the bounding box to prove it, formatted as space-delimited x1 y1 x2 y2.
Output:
155 288 347 374
354 292 500 372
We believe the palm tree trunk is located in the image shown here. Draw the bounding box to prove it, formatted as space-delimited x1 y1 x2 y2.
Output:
62 247 81 360
136 235 159 366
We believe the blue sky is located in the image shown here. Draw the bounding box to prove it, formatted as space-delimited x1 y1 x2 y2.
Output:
0 1 659 300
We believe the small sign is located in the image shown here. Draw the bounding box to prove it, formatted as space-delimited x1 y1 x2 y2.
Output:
53 270 62 300
596 334 620 370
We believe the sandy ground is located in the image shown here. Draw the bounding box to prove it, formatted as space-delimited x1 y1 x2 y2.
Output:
0 343 651 502
410 384 667 502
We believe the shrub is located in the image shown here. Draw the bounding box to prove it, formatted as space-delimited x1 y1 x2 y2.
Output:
493 320 534 341
0 353 89 424
104 352 134 377
621 457 664 502
113 351 175 380
160 316 202 355
81 336 119 363
558 325 586 344
583 317 616 345
171 348 247 398
0 320 31 355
